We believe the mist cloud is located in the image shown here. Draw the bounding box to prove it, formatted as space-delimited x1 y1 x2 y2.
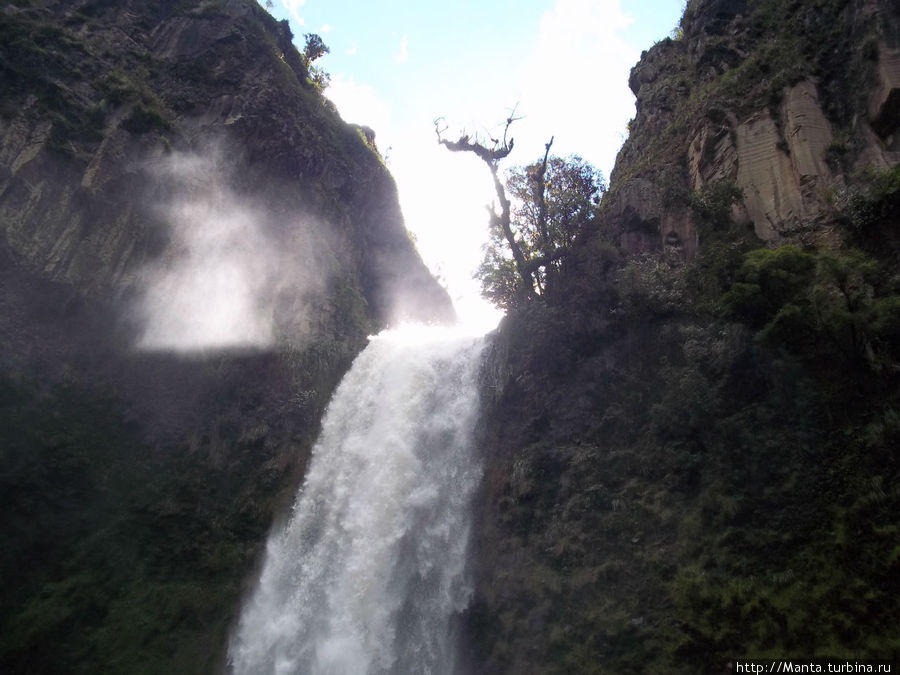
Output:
135 149 322 353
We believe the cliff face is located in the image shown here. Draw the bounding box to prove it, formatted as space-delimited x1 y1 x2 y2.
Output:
467 1 900 672
0 1 451 672
607 0 899 255
0 0 451 323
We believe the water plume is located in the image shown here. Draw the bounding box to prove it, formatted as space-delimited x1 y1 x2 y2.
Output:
134 148 322 352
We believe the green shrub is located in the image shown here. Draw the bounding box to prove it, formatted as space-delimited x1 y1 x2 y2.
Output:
722 246 900 370
839 165 900 234
721 246 816 327
691 181 743 227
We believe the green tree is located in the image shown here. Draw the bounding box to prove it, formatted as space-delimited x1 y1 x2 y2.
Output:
807 250 899 368
721 246 816 327
436 117 604 308
302 33 330 88
723 246 900 370
303 33 329 62
486 153 603 305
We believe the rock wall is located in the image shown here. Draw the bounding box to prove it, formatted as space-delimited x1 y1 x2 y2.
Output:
870 42 900 140
0 0 452 326
0 2 453 672
466 1 900 673
729 81 834 239
604 0 899 255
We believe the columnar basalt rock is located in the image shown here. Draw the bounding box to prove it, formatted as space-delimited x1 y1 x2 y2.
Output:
604 0 899 256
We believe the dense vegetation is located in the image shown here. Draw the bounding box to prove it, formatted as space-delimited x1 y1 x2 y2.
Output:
467 156 900 672
0 258 363 673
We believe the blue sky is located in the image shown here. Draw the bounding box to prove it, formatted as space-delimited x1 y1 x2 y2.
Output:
265 0 685 326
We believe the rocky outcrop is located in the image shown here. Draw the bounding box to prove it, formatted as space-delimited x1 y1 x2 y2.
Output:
730 82 834 239
605 178 698 257
733 110 805 239
687 112 739 189
604 0 899 255
604 178 663 254
467 2 900 672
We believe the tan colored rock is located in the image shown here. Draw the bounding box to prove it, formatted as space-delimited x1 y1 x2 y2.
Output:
734 82 833 240
854 124 900 170
607 178 660 226
605 178 660 256
783 81 833 183
605 178 699 257
686 82 840 241
661 207 698 258
735 111 803 239
688 124 738 189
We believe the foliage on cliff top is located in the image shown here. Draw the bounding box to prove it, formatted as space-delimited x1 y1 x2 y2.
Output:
476 153 605 309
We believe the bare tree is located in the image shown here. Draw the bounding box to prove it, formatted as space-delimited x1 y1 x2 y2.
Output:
435 112 535 301
436 113 601 307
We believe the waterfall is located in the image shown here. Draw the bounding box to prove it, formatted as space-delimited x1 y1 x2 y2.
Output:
229 325 486 675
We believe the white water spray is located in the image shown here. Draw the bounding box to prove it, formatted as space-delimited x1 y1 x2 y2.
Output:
229 325 485 675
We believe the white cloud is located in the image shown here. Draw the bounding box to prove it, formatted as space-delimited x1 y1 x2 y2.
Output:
394 34 408 64
325 74 392 138
320 23 332 33
516 0 639 177
346 44 358 56
280 0 305 26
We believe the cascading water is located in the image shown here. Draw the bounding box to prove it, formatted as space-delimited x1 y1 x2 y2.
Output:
229 325 486 675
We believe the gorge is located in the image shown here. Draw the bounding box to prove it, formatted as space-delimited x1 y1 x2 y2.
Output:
1 0 899 673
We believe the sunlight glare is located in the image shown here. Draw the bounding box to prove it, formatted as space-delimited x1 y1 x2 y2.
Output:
390 136 504 333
